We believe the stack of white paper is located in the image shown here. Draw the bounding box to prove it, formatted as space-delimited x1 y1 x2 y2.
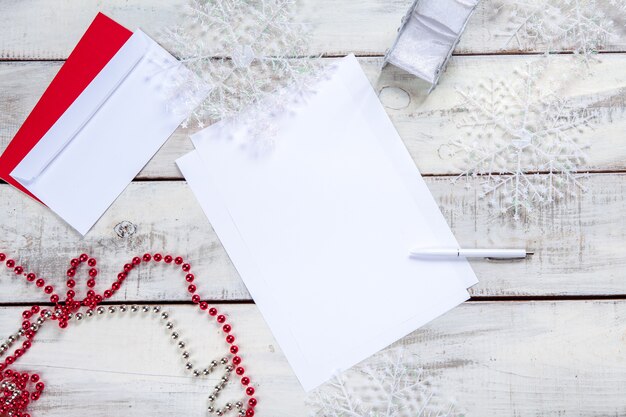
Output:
177 54 477 391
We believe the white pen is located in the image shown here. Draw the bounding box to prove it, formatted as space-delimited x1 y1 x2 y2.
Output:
409 248 533 259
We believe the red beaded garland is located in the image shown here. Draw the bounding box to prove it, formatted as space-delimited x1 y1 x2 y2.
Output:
0 250 257 417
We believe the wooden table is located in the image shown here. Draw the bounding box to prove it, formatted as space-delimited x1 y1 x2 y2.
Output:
1 1 625 416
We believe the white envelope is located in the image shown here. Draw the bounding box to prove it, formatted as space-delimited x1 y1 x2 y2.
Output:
12 30 206 235
177 55 478 390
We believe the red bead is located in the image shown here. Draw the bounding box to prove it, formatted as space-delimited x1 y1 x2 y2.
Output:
14 266 23 275
50 295 59 303
241 377 250 385
226 335 235 344
164 255 173 264
30 374 39 383
246 387 255 396
35 279 45 288
154 253 163 262
31 306 40 313
230 345 239 354
22 311 32 319
71 258 80 267
66 268 76 277
236 367 245 375
79 254 89 262
87 279 96 288
246 409 254 417
112 282 121 291
6 356 15 364
185 273 195 282
208 308 218 316
88 268 97 277
118 272 127 281
67 279 75 288
217 315 226 323
132 256 141 265
66 290 75 298
182 263 191 272
88 258 97 267
174 256 183 265
31 391 40 401
103 290 112 299
59 321 68 329
0 253 5 261
143 253 152 262
187 284 196 293
6 260 15 268
191 295 200 303
44 286 53 294
248 398 257 408
223 324 232 333
26 273 36 282
35 382 44 392
233 356 242 365
22 341 31 350
199 302 208 310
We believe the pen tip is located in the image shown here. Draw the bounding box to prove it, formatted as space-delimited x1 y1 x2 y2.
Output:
526 251 535 256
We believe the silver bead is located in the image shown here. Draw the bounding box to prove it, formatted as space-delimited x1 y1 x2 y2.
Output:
221 376 228 383
221 357 229 364
17 329 26 336
161 312 169 320
225 403 232 410
211 360 218 367
142 306 150 313
165 322 174 330
36 317 44 325
185 362 193 370
86 309 94 317
153 306 161 313
75 313 84 321
178 341 185 349
213 386 221 393
208 395 216 402
202 368 210 375
97 307 105 315
182 351 190 359
171 332 179 340
54 310 62 318
216 410 223 416
193 370 200 377
130 305 138 313
238 411 246 417
108 306 116 314
30 324 39 332
67 313 73 320
235 401 243 409
44 311 53 319
207 406 214 412
119 305 127 312
7 336 15 343
226 365 234 372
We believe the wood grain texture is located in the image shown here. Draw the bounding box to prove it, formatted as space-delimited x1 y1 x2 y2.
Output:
3 54 626 180
1 301 625 417
1 0 626 60
1 173 624 303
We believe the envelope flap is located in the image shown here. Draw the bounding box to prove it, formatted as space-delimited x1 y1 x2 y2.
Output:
11 30 153 184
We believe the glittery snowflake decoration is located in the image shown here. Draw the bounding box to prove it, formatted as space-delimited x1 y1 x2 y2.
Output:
492 0 626 60
450 61 596 220
307 349 461 417
163 0 320 130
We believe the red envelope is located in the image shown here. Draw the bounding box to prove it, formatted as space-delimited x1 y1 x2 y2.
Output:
0 13 132 200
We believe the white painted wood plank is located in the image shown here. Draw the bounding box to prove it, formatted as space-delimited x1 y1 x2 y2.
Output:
3 54 626 179
1 0 626 60
0 301 624 417
0 174 624 302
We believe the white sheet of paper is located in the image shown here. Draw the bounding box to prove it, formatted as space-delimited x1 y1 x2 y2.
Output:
12 30 205 235
178 54 477 390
